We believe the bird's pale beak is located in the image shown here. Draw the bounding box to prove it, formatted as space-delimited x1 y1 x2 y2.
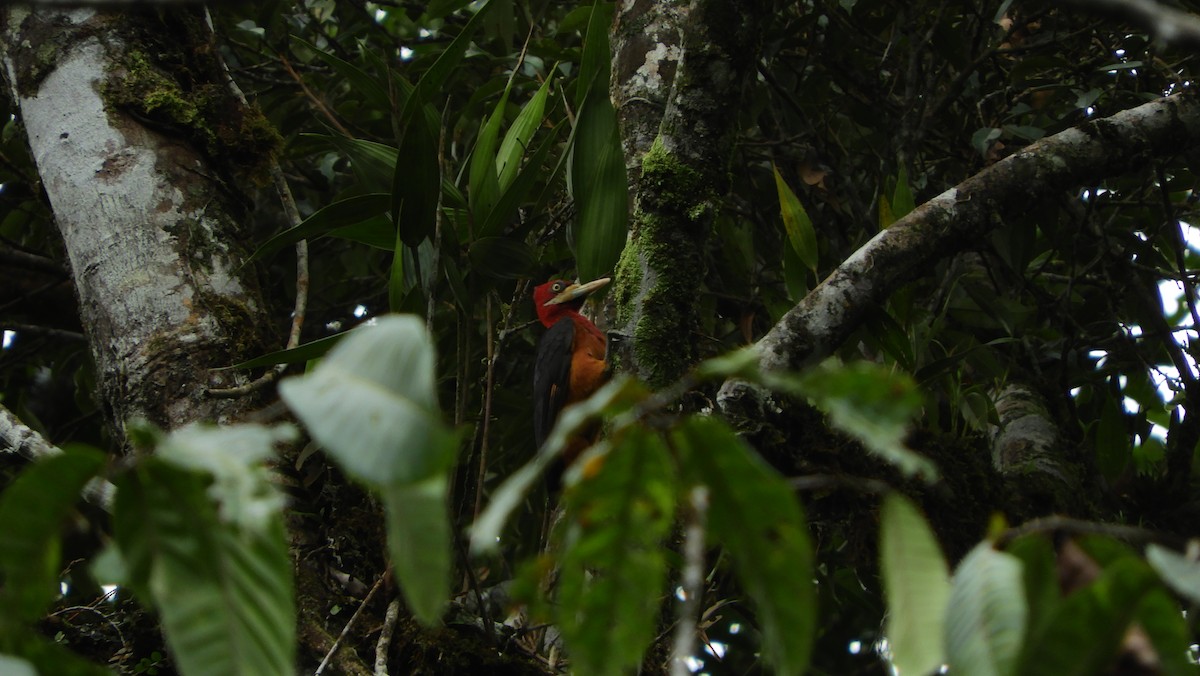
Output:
543 277 611 306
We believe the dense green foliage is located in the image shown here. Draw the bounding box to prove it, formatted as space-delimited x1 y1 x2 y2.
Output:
6 0 1200 674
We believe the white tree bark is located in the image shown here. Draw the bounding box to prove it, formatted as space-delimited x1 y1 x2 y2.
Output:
0 7 273 438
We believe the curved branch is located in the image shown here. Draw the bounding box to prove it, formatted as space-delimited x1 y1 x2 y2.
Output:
719 93 1200 409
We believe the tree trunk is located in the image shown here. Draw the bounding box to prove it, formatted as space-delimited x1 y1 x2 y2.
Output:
0 7 279 439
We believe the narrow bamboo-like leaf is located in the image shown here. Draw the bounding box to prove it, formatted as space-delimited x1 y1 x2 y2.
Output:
469 90 508 223
391 109 440 247
226 333 344 370
468 236 535 279
249 193 390 261
389 206 406 311
773 163 818 272
945 543 1027 676
675 417 815 675
404 0 497 122
279 315 458 485
768 360 936 480
293 37 390 110
571 87 627 283
1146 544 1200 605
115 460 293 676
892 166 915 220
496 78 550 192
575 0 613 109
555 429 675 676
0 448 105 621
383 476 453 626
879 193 897 229
315 135 398 194
481 120 564 237
880 493 952 676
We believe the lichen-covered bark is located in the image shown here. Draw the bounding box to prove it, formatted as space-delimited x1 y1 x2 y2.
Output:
718 93 1200 418
0 7 276 438
991 382 1084 513
612 0 769 388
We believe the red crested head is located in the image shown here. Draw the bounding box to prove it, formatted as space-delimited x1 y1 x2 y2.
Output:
533 277 611 328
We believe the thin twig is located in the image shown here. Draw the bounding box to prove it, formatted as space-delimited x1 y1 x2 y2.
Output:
0 323 85 342
374 598 401 676
314 569 388 676
670 486 709 676
206 9 311 399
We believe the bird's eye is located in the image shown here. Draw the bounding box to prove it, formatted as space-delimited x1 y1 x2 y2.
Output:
553 282 564 292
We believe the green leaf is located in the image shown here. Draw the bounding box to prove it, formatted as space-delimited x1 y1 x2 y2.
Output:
279 315 458 485
571 86 628 283
154 423 296 532
391 109 440 247
389 210 406 311
0 447 106 621
496 78 550 192
226 333 344 370
945 543 1027 676
471 376 648 554
769 360 936 480
0 655 36 676
575 0 614 109
675 417 815 675
293 37 391 111
115 459 294 676
481 120 564 237
469 89 508 223
879 493 951 676
1017 557 1157 676
405 0 497 119
555 429 675 676
773 163 818 271
316 135 399 194
383 476 453 626
1094 395 1130 484
248 193 391 262
891 166 915 221
468 236 535 279
1146 544 1200 606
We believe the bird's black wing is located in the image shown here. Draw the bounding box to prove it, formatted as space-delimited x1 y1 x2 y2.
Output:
533 319 575 449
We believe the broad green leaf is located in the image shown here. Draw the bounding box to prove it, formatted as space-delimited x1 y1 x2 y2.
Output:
1134 588 1199 676
1146 544 1200 605
891 166 915 221
226 332 344 370
115 459 294 676
0 447 106 621
675 417 815 675
879 193 896 229
248 193 391 261
471 375 647 554
880 493 951 676
945 543 1027 676
391 108 440 247
773 163 818 272
383 476 453 626
692 346 761 382
496 78 550 192
555 429 675 676
468 236 535 279
768 360 936 480
1017 557 1157 676
154 423 296 532
0 655 35 676
279 315 458 484
571 86 628 283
